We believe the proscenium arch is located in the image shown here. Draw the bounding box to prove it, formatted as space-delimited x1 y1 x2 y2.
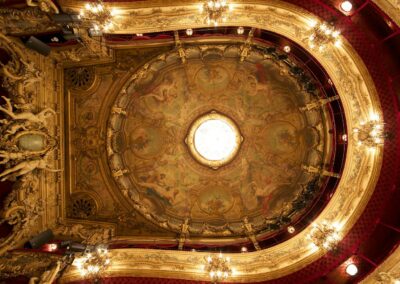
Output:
61 1 383 282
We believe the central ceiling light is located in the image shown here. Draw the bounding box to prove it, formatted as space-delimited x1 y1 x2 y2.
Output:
194 119 237 161
186 111 242 169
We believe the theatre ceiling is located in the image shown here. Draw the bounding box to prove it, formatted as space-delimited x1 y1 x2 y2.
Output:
0 0 399 283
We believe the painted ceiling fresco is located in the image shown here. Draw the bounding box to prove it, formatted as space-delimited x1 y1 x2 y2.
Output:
103 44 332 237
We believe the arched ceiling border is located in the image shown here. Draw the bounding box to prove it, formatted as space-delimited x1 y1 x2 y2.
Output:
61 1 386 283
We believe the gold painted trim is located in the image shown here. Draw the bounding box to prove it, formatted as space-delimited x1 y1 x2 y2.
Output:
59 0 383 283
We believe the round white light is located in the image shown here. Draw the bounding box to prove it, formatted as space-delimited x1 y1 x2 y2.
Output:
194 119 237 161
346 263 358 276
340 1 353 12
283 45 291 53
186 28 193 36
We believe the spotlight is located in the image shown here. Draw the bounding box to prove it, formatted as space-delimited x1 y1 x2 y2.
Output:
340 1 353 12
345 263 358 276
237 26 244 35
26 229 54 249
186 28 193 36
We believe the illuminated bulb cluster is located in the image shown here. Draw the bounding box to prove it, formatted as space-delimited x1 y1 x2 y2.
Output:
307 21 341 51
308 222 341 251
204 253 232 283
73 245 111 279
80 0 117 32
353 114 385 147
200 0 232 26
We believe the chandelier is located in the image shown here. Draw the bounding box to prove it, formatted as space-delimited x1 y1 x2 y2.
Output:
353 118 386 147
308 222 341 251
200 0 231 26
307 21 341 51
73 245 111 278
204 253 232 283
80 0 117 32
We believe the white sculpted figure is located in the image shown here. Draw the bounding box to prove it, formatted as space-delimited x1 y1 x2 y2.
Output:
0 158 61 181
0 96 55 126
0 150 33 164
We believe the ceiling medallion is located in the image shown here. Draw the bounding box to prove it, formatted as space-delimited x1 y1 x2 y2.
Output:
186 111 243 169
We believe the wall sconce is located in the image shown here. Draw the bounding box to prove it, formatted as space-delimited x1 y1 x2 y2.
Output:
308 222 341 251
73 245 111 279
306 21 341 51
80 0 118 32
204 253 232 283
353 115 386 147
200 0 232 26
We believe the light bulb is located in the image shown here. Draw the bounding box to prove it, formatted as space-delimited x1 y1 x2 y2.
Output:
237 26 244 35
283 45 291 53
340 1 353 12
345 263 358 276
186 28 193 36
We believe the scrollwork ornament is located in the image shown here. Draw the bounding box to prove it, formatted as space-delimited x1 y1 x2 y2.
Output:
0 174 43 255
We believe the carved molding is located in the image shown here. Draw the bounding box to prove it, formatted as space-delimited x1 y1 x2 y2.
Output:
0 32 62 255
0 251 62 279
60 1 383 282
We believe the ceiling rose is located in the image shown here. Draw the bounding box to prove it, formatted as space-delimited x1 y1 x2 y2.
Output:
186 111 243 169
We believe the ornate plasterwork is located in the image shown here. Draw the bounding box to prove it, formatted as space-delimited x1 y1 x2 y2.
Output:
0 33 63 255
106 43 329 237
61 0 383 282
0 7 58 35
